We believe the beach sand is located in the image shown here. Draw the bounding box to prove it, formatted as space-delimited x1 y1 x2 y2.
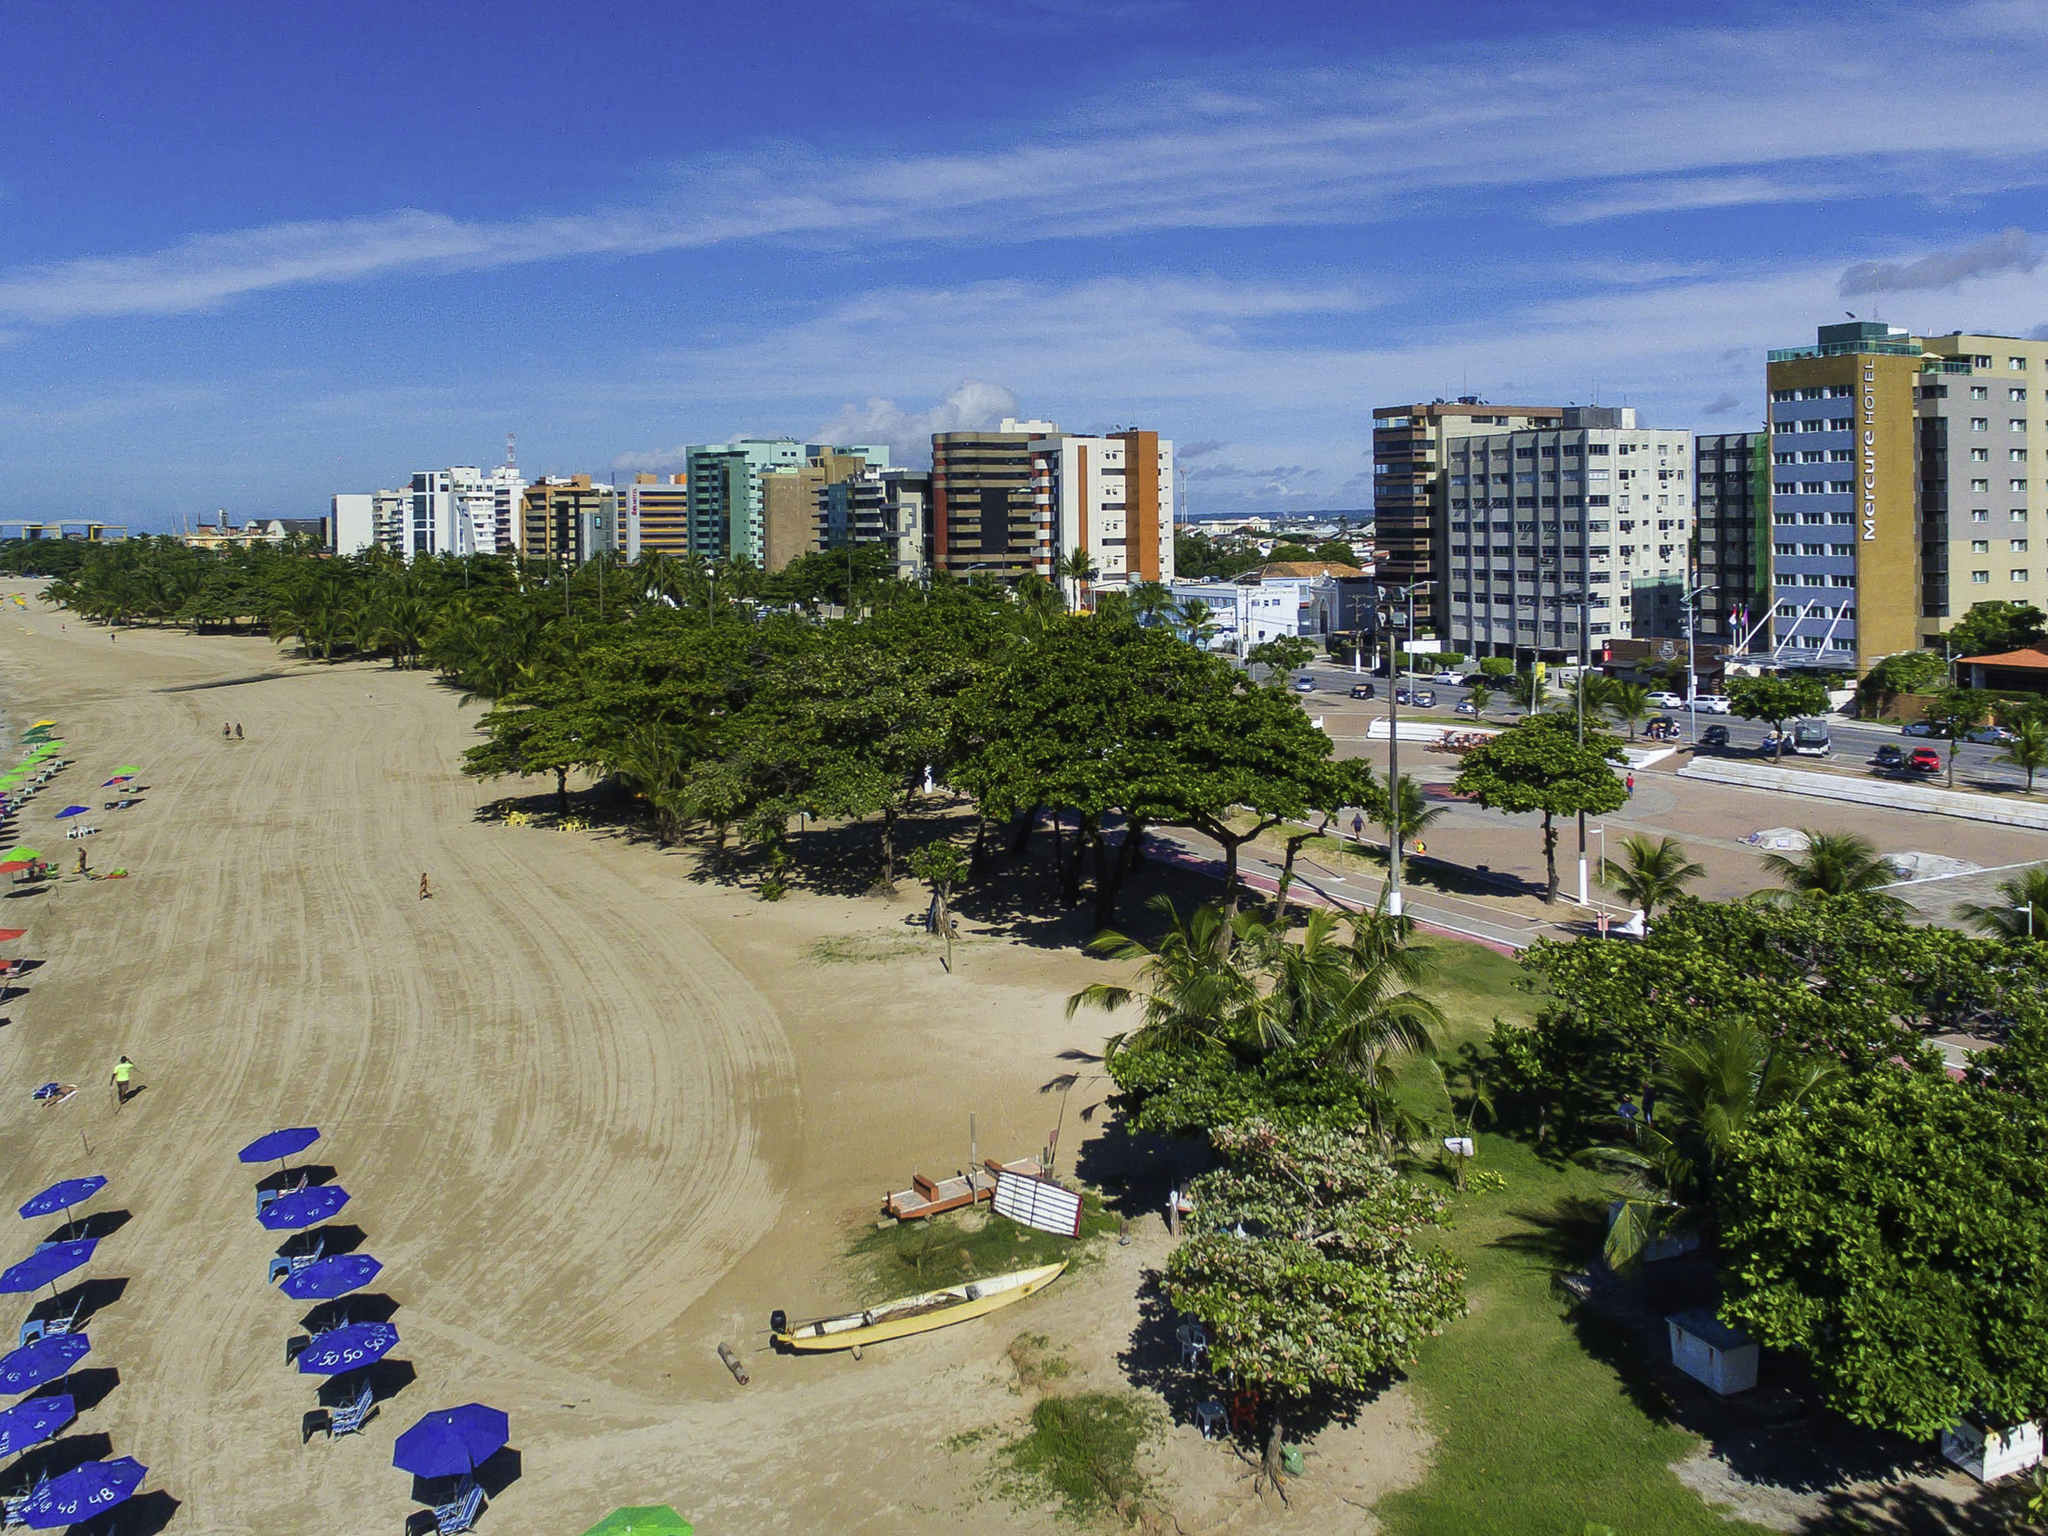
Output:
0 582 1431 1534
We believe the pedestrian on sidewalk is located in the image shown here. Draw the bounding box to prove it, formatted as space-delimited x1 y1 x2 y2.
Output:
1351 812 1364 841
1625 771 1635 797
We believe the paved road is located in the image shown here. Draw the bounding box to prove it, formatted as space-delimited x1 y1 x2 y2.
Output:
1280 661 2035 792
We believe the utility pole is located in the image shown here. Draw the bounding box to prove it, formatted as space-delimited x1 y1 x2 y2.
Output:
1683 578 1718 746
1380 579 1432 919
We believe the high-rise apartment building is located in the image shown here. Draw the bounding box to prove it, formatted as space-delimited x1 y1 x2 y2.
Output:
760 450 877 573
619 474 691 560
1026 430 1175 599
1764 323 2048 670
1694 432 1770 648
1442 407 1693 659
519 475 617 563
684 439 887 566
931 419 1059 581
818 468 931 581
1372 398 1564 630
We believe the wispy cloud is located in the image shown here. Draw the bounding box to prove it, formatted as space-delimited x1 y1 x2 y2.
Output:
814 380 1021 466
6 5 2048 326
1840 227 2041 295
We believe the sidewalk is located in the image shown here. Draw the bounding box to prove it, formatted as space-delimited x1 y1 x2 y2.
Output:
1679 757 2048 830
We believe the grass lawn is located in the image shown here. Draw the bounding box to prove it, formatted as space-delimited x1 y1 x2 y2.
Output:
1372 1134 1774 1536
849 1190 1120 1293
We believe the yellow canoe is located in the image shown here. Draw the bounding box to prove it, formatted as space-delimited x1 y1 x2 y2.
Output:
774 1261 1066 1352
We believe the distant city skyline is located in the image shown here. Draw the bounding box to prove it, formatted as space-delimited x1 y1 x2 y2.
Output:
6 1 2048 528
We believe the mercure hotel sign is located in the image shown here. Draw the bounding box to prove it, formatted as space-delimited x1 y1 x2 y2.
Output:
1860 364 1878 542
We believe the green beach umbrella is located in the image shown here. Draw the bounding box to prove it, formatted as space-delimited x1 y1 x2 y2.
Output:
578 1509 692 1536
110 765 140 775
0 849 43 863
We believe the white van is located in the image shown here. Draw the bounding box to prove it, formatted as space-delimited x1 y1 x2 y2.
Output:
1789 719 1832 757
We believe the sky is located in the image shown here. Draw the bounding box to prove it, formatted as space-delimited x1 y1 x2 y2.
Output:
7 0 2048 528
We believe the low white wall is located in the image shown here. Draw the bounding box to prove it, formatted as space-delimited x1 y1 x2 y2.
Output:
1679 758 2048 830
1366 721 1502 743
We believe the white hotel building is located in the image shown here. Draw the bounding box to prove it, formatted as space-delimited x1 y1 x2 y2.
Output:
1443 406 1692 660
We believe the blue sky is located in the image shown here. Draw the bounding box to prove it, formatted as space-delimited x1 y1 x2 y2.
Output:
7 0 2048 527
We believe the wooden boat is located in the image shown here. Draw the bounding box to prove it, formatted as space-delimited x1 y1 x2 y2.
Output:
773 1261 1066 1352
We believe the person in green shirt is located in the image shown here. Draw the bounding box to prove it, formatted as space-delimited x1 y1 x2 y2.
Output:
110 1055 137 1110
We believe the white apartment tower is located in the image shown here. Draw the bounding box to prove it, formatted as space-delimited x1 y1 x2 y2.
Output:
1443 406 1693 659
1025 428 1176 600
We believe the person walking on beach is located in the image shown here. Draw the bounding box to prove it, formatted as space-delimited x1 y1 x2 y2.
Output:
110 1055 137 1110
223 722 231 740
419 872 432 900
234 723 243 740
75 847 87 877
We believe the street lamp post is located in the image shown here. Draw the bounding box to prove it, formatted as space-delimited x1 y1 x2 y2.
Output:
2018 902 2035 939
1379 580 1432 919
1684 579 1718 746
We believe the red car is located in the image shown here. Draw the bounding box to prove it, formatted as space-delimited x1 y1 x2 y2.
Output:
1906 747 1942 774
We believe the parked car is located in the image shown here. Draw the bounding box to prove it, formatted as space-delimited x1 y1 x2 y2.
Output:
1458 673 1491 688
1294 676 1316 692
1455 700 1480 717
1644 715 1680 740
1349 683 1376 699
1700 724 1730 748
1872 744 1905 770
1964 725 2016 745
1906 746 1943 774
1901 720 1947 738
1648 690 1686 708
1692 695 1732 715
1409 688 1438 708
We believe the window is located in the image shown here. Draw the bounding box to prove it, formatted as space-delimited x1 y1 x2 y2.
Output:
1973 478 1991 492
1772 388 1796 402
1832 574 1856 588
2016 539 2031 552
1829 449 1853 461
2012 388 2028 402
1972 539 1991 554
2013 357 2030 371
1830 511 1854 525
1775 602 1797 618
2016 570 2032 582
1972 509 1990 522
1802 512 1827 524
2016 418 2032 430
1973 448 1991 462
2015 510 2029 523
1801 543 1829 556
1974 354 1994 368
2015 479 2031 493
1971 386 1990 400
1775 481 1797 495
1973 418 1991 431
1800 450 1825 463
1774 542 1797 556
2016 449 2032 462
1973 570 1992 584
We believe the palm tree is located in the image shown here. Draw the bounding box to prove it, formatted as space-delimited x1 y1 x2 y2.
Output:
1013 573 1065 637
1055 547 1100 612
1068 896 1269 1061
2000 717 2048 793
1582 1016 1842 1267
1601 834 1706 920
1129 580 1176 629
1956 865 2048 940
1755 829 1905 911
1375 774 1446 864
1604 681 1651 740
1174 597 1219 651
1467 682 1492 715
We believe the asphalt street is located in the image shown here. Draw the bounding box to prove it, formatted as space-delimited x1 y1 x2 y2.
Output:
1281 661 2037 792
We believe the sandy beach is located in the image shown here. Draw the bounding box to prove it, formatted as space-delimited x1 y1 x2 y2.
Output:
2 580 1449 1534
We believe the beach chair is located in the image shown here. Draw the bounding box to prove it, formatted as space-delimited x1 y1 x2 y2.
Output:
268 1233 326 1286
433 1479 485 1534
302 1377 377 1444
18 1297 83 1347
256 1172 310 1215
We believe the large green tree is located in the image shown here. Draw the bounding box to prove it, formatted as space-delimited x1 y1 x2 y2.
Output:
1721 1071 2048 1438
1165 1120 1465 1478
1452 713 1627 901
1944 599 2047 660
1727 675 1830 749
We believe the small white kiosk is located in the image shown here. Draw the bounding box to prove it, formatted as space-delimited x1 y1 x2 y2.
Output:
1665 1309 1759 1396
1940 1416 2043 1483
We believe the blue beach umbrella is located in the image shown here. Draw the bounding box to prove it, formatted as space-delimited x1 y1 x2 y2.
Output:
17 1177 106 1223
16 1454 145 1528
279 1254 381 1300
0 1240 95 1296
52 806 88 820
257 1184 349 1232
0 1335 90 1396
0 1393 74 1459
238 1127 320 1168
391 1403 510 1478
298 1322 398 1376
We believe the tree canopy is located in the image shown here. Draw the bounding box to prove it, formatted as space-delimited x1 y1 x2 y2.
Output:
1944 599 2047 660
1727 675 1830 734
1451 713 1626 901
